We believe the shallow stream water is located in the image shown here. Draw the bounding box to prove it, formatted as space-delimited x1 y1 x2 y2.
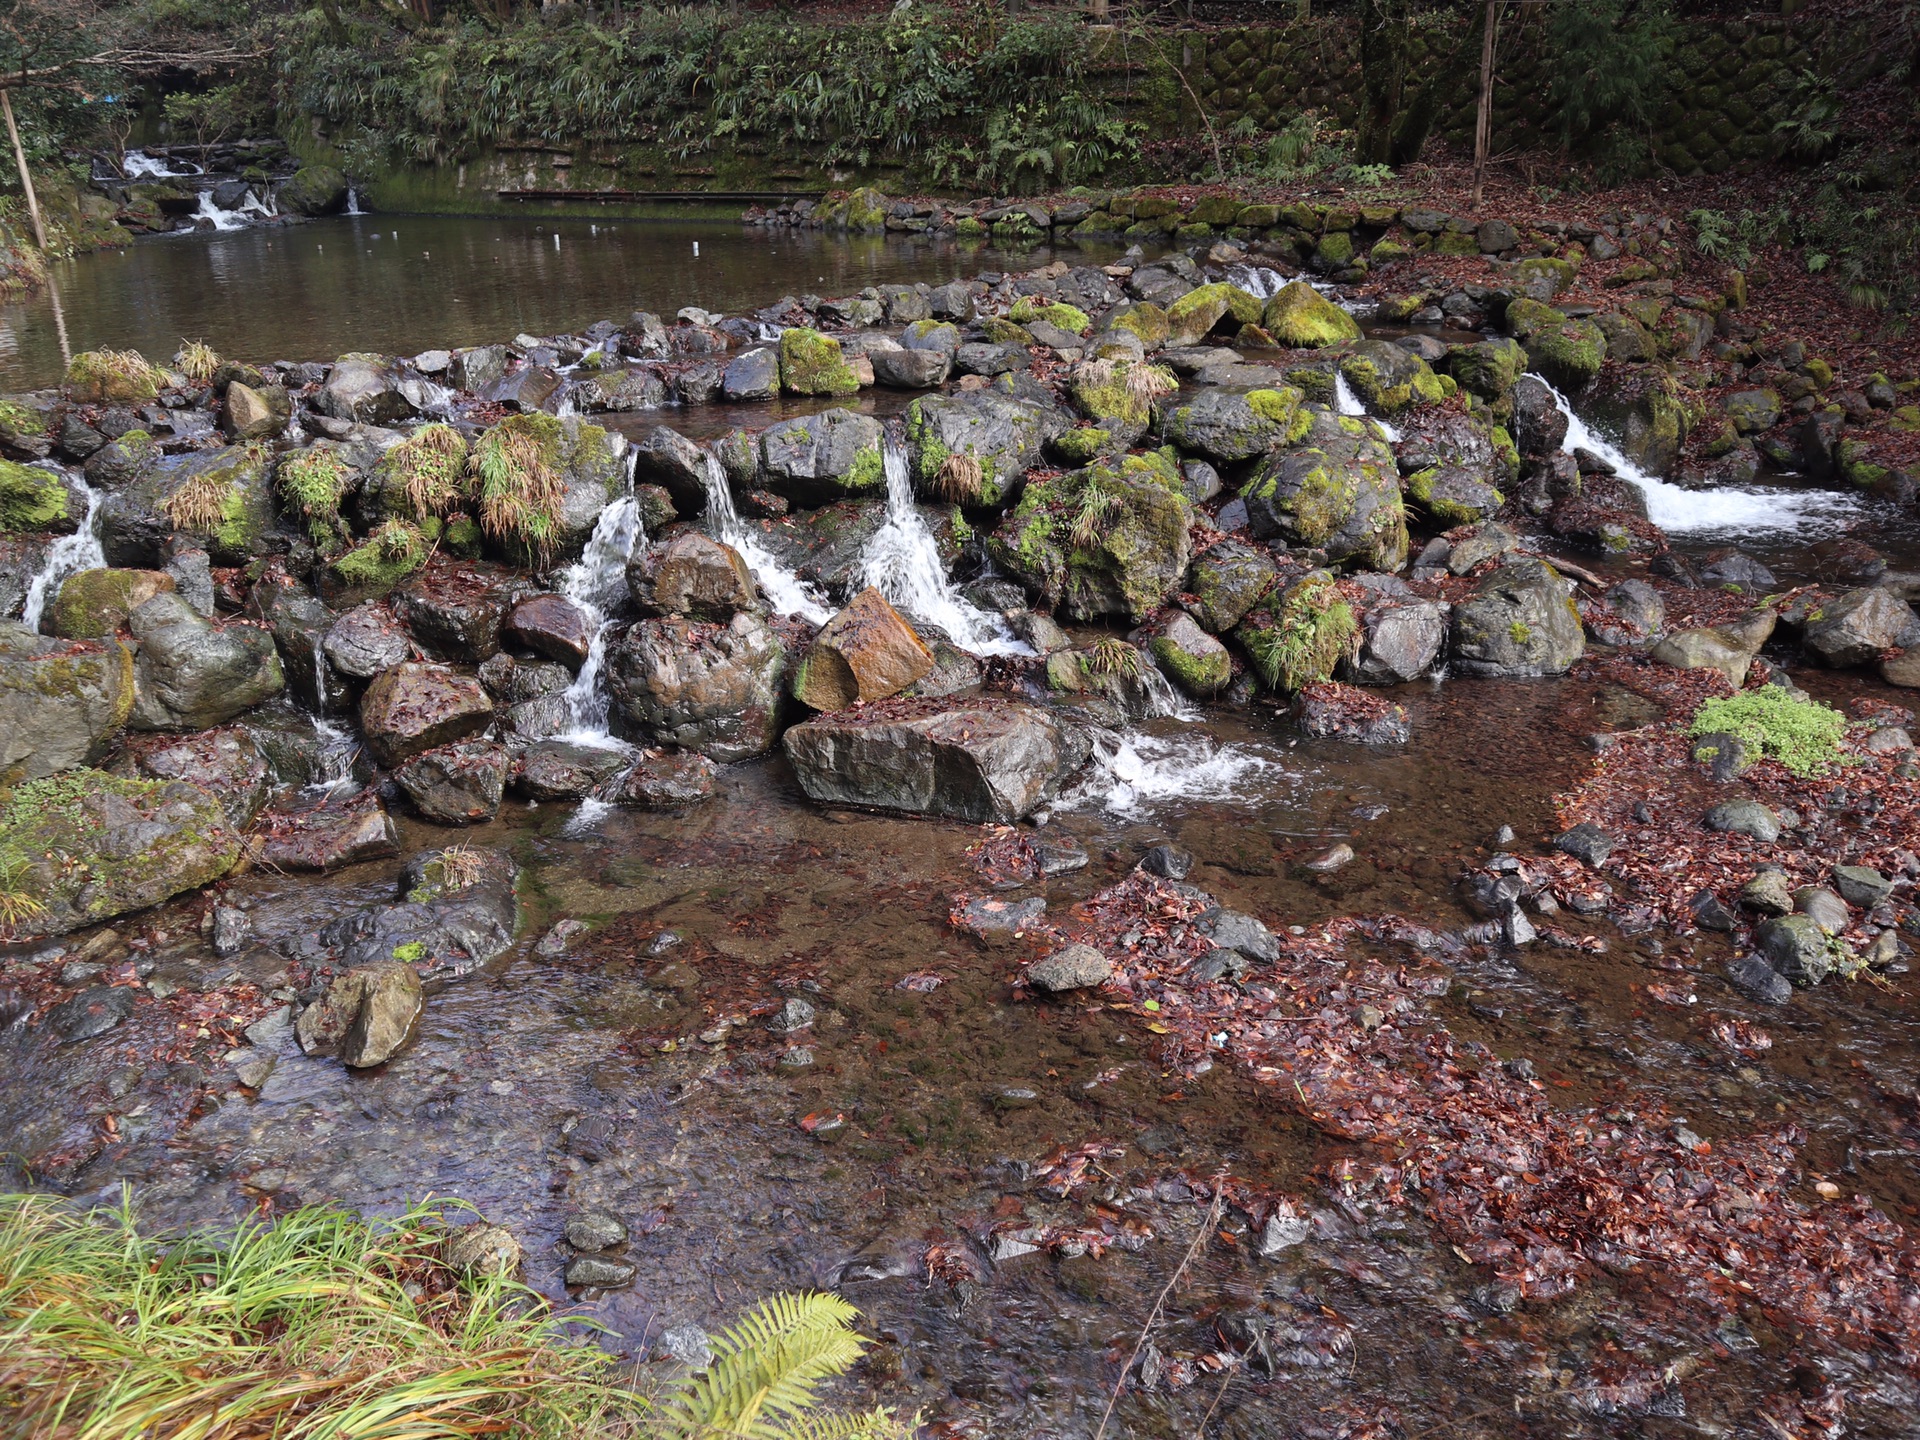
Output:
5 217 1920 1437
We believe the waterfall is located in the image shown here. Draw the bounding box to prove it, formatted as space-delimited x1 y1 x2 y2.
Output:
1534 375 1857 536
1333 372 1401 443
192 190 247 233
699 452 832 624
20 477 105 631
346 185 364 216
121 150 198 180
306 715 363 795
858 435 1027 656
556 465 646 742
1225 264 1288 301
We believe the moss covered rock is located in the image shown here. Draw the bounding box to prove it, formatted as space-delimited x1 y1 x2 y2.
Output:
843 186 889 233
1449 556 1585 677
0 459 76 533
1240 411 1407 571
1337 339 1447 416
1233 573 1357 693
1506 299 1607 392
0 766 241 938
779 328 862 398
1186 538 1279 633
1261 282 1362 348
987 449 1194 622
0 624 133 781
65 349 164 405
1009 296 1091 333
1164 283 1261 347
1148 611 1232 696
52 568 174 639
279 165 349 217
1106 303 1170 349
905 391 1054 508
759 409 885 508
1163 386 1310 465
1443 338 1528 407
1510 256 1577 300
1406 466 1504 525
103 444 278 568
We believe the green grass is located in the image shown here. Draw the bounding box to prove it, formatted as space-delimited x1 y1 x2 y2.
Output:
0 1192 911 1440
1689 686 1849 778
472 414 567 560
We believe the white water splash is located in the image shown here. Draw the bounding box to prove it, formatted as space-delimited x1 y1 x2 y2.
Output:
192 189 248 232
699 453 831 624
858 435 1026 655
555 469 645 742
1070 727 1286 819
1225 264 1289 301
1333 371 1401 443
1535 375 1858 536
121 149 199 180
346 184 364 216
21 475 105 631
305 715 364 796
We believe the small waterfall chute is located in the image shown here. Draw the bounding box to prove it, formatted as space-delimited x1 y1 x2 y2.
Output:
1067 726 1286 819
1333 371 1401 443
1225 264 1288 301
192 189 247 233
555 465 646 743
1534 375 1856 535
699 452 832 624
20 476 105 632
857 434 1027 657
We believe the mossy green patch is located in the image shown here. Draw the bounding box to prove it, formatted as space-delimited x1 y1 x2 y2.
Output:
1689 687 1847 778
779 328 861 398
1107 304 1169 348
1233 573 1355 693
1009 296 1091 333
277 447 354 553
0 460 68 532
1261 282 1361 348
65 349 164 405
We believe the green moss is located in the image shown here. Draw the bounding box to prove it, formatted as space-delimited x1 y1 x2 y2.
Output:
954 216 988 238
1068 359 1173 427
980 316 1031 346
331 519 431 597
1509 620 1533 645
1008 296 1091 333
778 328 861 397
1689 687 1848 778
443 514 483 557
0 460 68 532
0 399 46 438
1149 632 1230 693
377 423 471 521
1234 574 1355 693
1051 426 1112 465
65 349 164 405
391 940 428 963
1261 282 1361 347
1164 283 1260 343
844 444 885 494
277 448 354 553
1107 304 1169 348
843 185 888 233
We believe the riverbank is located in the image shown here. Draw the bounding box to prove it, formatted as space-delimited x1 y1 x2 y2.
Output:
1 225 1918 1435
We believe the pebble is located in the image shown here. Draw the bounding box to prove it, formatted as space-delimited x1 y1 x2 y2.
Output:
210 906 251 957
535 918 589 956
564 1254 636 1289
767 997 816 1034
1304 842 1354 872
1705 800 1782 843
564 1208 629 1252
658 1323 715 1370
1028 944 1113 992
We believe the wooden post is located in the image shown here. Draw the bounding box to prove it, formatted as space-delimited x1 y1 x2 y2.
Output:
1470 0 1498 210
1 90 45 251
1089 0 1108 20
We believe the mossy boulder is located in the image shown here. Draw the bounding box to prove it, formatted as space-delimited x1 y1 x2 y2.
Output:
1186 539 1280 633
1148 612 1232 696
1406 466 1504 525
1163 386 1310 465
1443 338 1528 407
279 165 349 217
1505 299 1607 392
328 521 433 604
65 349 164 405
0 459 77 533
905 391 1055 509
1106 303 1171 349
1240 411 1408 571
1261 282 1362 348
1233 573 1357 693
1337 339 1448 416
1066 359 1175 441
0 624 134 781
987 449 1195 623
1510 256 1577 300
1586 366 1691 474
1449 556 1585 677
103 444 278 568
843 186 889 233
779 328 862 398
1009 296 1091 334
85 429 159 489
1164 283 1261 347
0 766 242 938
52 568 174 639
759 409 885 508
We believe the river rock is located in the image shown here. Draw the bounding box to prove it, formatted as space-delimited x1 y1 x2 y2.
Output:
630 425 711 516
477 364 561 413
296 961 423 1067
317 354 417 426
1882 651 1920 689
1344 594 1447 684
278 165 348 216
1028 944 1113 992
1448 558 1585 677
565 1209 629 1252
629 531 760 620
245 579 351 714
305 846 520 983
445 1222 522 1277
1706 799 1781 843
0 767 240 938
517 740 631 799
903 391 1056 508
324 603 412 680
1446 522 1520 575
224 381 288 441
783 697 1081 822
1739 870 1795 915
615 749 719 809
1261 281 1361 347
1699 550 1775 589
127 594 283 731
503 594 592 668
1803 587 1914 668
1161 386 1307 465
395 560 533 663
251 795 400 871
1756 914 1831 986
1725 953 1793 1005
115 726 271 828
872 348 950 388
1833 865 1893 907
0 624 133 780
792 587 932 711
1186 540 1279 634
565 1255 636 1289
609 612 787 761
1793 885 1850 934
1554 823 1613 867
395 740 511 824
1240 411 1407 571
50 568 174 639
359 662 494 766
104 444 278 568
1650 610 1777 688
1201 909 1279 962
1148 612 1232 696
721 348 780 401
758 409 885 507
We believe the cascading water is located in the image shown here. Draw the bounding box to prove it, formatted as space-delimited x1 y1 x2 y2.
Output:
699 453 831 624
858 435 1027 655
305 716 363 796
1534 375 1858 536
346 185 365 216
121 150 199 180
1071 725 1287 818
1333 371 1401 443
555 466 646 743
20 476 105 631
1225 265 1289 301
193 190 247 233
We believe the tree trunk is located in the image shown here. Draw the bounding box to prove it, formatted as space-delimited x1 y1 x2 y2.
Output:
1355 0 1406 166
1 90 45 252
1390 0 1485 167
1470 0 1499 208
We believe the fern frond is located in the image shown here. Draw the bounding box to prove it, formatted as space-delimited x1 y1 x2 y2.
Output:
659 1292 871 1440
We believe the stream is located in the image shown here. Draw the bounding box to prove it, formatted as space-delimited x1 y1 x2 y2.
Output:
4 215 1920 1438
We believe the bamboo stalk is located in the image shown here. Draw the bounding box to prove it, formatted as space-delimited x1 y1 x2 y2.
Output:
1 89 46 251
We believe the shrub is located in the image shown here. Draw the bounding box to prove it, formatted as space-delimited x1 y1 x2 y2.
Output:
1688 687 1848 777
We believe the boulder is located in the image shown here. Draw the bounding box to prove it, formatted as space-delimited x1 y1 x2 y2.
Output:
629 531 760 620
1261 282 1361 347
574 366 668 413
988 450 1194 623
1148 612 1232 696
1650 611 1776 688
1343 594 1448 684
1161 386 1307 465
1448 557 1585 677
792 587 933 711
115 726 271 828
904 392 1056 508
502 593 593 668
1337 339 1447 415
104 444 278 568
608 611 787 761
1241 411 1407 571
395 560 534 663
223 381 288 441
395 740 511 824
1234 573 1357 693
0 767 240 937
1706 799 1782 842
872 348 950 389
1756 914 1831 987
245 580 350 715
1444 338 1528 404
359 662 494 766
0 624 133 780
475 415 627 567
783 697 1080 822
758 409 885 507
324 603 412 681
317 354 417 426
1803 587 1913 668
278 165 349 217
630 426 711 517
0 460 80 537
517 740 631 799
51 567 174 639
614 749 720 809
778 329 861 397
1295 680 1411 744
1164 282 1260 346
251 796 401 872
721 347 780 401
296 962 423 1067
128 594 284 731
1505 299 1606 392
1186 540 1278 634
302 846 519 984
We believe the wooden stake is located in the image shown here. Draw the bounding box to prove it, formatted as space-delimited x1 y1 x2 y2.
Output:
1470 0 1498 210
2 89 46 251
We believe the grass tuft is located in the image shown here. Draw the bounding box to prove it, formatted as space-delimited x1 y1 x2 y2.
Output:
1082 635 1143 679
471 415 566 560
175 339 222 386
160 473 233 534
383 422 471 521
929 451 985 504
